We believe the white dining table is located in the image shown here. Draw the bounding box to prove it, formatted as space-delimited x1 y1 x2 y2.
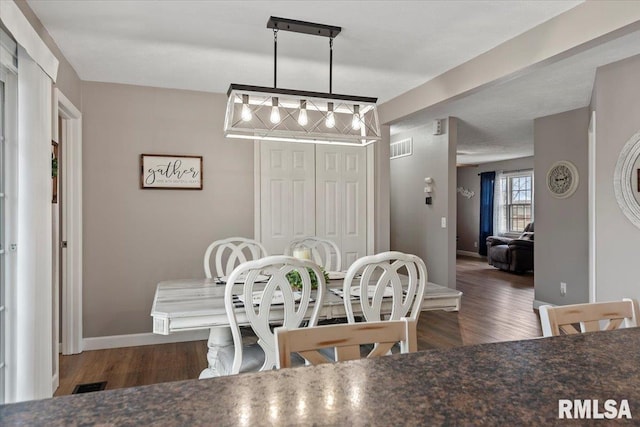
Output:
151 277 461 378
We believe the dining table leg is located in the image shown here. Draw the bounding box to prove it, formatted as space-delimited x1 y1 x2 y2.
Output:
199 326 234 379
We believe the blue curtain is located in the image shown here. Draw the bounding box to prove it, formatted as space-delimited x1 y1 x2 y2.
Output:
478 171 495 256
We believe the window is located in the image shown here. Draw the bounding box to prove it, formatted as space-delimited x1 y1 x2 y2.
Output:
494 170 534 235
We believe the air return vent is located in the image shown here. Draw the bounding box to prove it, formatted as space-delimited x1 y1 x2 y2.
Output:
390 138 412 160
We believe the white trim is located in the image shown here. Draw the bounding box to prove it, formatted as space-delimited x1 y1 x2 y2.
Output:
0 0 58 81
1 64 18 404
533 299 554 310
367 143 375 255
51 204 59 394
253 141 261 241
54 89 82 355
51 373 58 395
83 331 209 351
588 110 597 303
456 250 484 259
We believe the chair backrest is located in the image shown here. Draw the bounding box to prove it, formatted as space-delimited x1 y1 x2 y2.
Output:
224 255 326 374
275 318 417 368
539 298 638 337
343 251 427 323
284 236 341 272
203 237 268 278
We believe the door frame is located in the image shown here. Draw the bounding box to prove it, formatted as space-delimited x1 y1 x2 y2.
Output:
588 110 596 303
53 88 82 355
254 142 376 255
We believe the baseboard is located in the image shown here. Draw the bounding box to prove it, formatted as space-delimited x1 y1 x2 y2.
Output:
51 373 59 395
82 330 209 351
456 250 484 259
533 300 554 310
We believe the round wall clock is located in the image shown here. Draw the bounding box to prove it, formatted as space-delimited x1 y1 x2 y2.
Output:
546 160 579 199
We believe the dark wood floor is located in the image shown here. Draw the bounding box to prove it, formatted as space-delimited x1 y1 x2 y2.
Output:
55 256 540 396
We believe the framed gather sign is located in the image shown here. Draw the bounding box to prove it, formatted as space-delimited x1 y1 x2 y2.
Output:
140 154 203 190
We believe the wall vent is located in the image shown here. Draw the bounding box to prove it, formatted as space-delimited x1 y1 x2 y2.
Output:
390 138 412 160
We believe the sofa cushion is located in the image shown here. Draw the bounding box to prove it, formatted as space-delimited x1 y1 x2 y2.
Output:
519 232 534 241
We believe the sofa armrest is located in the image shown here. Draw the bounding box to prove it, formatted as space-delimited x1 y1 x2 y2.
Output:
509 239 533 250
486 236 512 247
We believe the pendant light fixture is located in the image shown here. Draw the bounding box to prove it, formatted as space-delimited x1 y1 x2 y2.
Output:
224 16 381 146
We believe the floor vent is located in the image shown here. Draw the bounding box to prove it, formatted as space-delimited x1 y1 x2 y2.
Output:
72 381 107 394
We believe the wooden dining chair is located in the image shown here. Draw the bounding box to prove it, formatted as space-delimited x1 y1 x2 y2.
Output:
223 255 326 375
275 318 417 368
284 236 341 272
539 298 639 337
203 237 268 278
343 251 428 323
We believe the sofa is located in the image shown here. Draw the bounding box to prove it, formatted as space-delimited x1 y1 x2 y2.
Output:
486 222 534 273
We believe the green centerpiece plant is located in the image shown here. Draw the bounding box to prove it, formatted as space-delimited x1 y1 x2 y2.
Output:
286 267 330 290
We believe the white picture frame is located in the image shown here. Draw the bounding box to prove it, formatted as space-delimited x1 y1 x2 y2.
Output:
614 130 640 229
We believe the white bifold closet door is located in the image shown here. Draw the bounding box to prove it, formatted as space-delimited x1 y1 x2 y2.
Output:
259 141 367 269
315 144 366 269
259 141 315 256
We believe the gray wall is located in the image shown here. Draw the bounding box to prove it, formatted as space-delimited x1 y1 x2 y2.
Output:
534 107 589 305
82 82 255 337
593 54 640 303
375 125 391 253
456 156 534 253
390 119 457 288
15 0 82 109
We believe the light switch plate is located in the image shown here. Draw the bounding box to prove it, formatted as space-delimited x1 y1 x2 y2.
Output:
441 217 447 228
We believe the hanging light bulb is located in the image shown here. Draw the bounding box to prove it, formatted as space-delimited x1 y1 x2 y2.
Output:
270 97 281 124
298 100 308 126
241 94 252 122
352 104 361 130
325 102 335 128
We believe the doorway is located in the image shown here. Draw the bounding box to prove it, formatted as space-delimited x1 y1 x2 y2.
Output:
53 88 82 363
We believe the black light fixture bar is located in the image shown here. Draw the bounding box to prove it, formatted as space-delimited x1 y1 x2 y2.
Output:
227 84 378 104
267 16 341 38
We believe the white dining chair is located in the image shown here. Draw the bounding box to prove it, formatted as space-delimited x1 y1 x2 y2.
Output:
223 255 326 375
203 237 268 278
539 298 639 337
343 251 428 323
275 318 417 369
284 236 341 272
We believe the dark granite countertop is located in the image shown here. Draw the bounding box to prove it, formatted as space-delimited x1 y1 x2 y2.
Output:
2 328 640 426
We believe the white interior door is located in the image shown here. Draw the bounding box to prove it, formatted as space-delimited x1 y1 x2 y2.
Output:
315 145 367 269
260 141 315 255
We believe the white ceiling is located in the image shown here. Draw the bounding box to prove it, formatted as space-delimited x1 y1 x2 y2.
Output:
26 0 602 164
393 29 640 165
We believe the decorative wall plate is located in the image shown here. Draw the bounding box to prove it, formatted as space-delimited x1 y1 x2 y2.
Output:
614 130 640 229
547 160 579 199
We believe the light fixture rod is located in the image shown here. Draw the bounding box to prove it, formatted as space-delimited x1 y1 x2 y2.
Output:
329 38 333 94
273 29 278 88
